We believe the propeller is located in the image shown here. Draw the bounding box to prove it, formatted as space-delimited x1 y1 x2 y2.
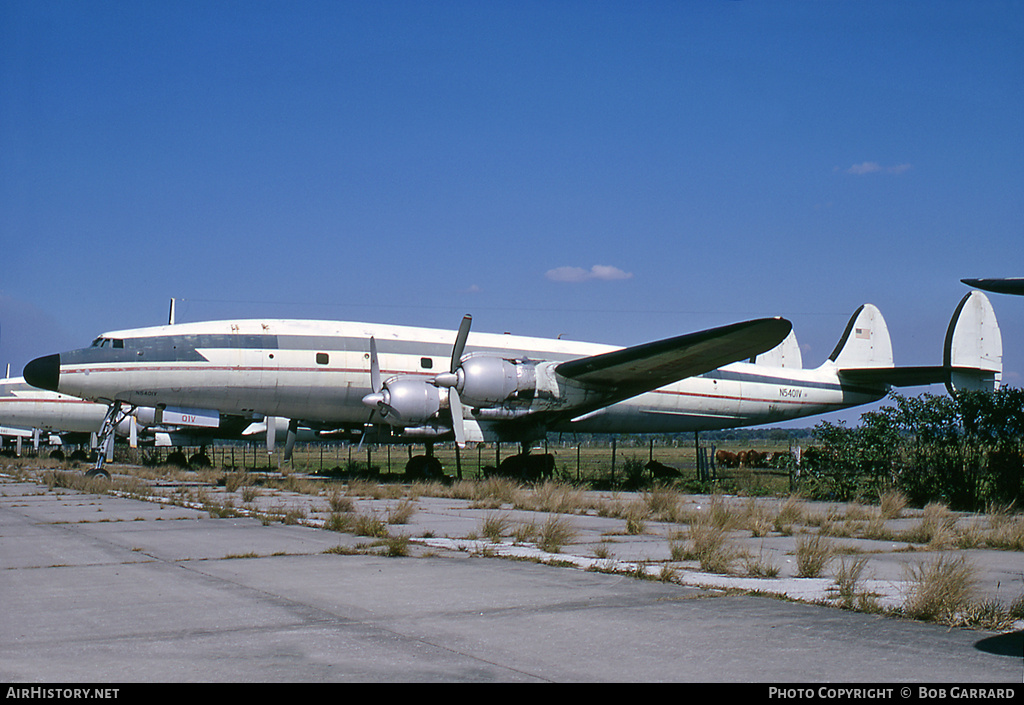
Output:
283 418 298 461
433 314 472 447
358 337 389 449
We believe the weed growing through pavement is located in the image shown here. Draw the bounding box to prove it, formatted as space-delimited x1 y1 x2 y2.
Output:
537 515 577 553
795 534 833 578
481 513 511 542
386 498 416 524
902 553 976 623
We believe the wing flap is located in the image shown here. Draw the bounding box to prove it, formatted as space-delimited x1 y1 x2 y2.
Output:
555 317 792 400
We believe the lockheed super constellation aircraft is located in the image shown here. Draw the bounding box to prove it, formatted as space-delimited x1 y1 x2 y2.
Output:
0 373 260 458
23 292 1002 477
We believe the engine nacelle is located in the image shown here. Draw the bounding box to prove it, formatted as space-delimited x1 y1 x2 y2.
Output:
375 376 444 427
452 354 537 408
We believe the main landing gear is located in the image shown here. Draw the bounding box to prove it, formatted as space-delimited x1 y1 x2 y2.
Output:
86 401 134 479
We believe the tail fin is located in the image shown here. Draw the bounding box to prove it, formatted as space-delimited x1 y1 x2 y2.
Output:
752 330 803 369
828 304 893 369
944 291 1002 392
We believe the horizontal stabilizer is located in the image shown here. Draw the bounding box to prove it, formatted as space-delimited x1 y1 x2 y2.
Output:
838 291 1002 393
556 317 792 401
839 366 947 388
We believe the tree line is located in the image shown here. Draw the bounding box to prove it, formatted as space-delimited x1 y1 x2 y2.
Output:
803 388 1024 510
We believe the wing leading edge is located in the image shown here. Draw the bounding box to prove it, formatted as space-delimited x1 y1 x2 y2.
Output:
555 317 793 403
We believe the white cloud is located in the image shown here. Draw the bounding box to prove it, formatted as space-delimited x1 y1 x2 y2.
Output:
845 162 913 175
545 265 633 283
847 161 883 175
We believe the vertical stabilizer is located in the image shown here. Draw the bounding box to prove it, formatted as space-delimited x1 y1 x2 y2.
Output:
828 304 893 369
945 291 1002 392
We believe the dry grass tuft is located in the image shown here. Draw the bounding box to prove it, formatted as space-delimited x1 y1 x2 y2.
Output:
902 502 959 548
830 555 872 610
481 513 511 542
386 498 417 524
536 515 577 553
642 486 683 522
743 498 775 538
879 489 907 519
795 534 833 578
352 512 389 538
687 520 738 574
902 553 976 623
381 534 411 557
328 491 354 513
742 546 780 578
774 495 805 533
519 481 586 514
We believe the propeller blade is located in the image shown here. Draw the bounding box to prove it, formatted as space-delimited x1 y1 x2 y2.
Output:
283 419 298 461
379 402 401 424
369 336 381 393
265 416 278 453
450 387 466 448
451 315 472 373
357 416 371 450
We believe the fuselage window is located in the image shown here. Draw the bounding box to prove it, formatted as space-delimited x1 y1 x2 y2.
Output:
316 352 329 365
420 357 433 369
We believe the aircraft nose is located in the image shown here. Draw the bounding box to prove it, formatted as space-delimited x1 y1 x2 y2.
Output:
24 354 60 392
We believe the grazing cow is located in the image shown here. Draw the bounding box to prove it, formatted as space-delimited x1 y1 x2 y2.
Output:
739 450 768 467
485 453 555 481
646 459 681 480
715 450 740 468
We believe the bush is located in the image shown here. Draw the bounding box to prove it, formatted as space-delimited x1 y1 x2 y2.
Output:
805 390 1024 510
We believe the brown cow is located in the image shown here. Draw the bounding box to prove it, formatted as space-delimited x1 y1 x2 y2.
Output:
715 450 739 468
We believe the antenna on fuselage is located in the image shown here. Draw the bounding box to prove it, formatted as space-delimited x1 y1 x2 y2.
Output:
168 298 176 325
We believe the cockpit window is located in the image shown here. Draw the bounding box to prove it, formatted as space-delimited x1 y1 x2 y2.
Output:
89 337 123 348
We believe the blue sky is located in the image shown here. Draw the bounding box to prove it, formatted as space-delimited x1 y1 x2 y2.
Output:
2 1 1021 427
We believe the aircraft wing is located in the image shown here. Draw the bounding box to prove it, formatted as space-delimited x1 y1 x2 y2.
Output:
555 317 792 404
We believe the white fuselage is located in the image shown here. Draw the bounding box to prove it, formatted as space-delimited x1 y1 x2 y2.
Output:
0 377 109 435
39 318 886 442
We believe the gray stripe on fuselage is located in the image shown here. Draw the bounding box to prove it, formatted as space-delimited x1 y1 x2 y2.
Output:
60 334 582 365
59 334 889 397
702 368 885 396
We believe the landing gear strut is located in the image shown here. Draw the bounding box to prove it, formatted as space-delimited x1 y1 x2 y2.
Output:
87 401 134 479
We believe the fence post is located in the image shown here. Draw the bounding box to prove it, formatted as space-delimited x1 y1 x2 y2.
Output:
611 437 616 484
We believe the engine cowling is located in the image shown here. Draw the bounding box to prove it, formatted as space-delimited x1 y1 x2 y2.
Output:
364 376 444 427
434 354 537 408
